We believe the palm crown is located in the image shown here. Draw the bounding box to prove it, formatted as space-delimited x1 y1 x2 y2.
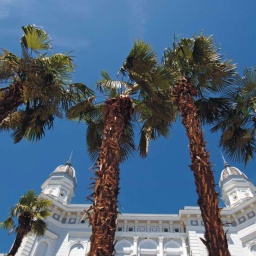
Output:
0 25 93 143
1 190 51 256
67 40 175 160
0 190 51 236
163 35 236 123
211 68 256 164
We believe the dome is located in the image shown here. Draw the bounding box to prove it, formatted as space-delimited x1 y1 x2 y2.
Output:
52 160 77 185
219 162 248 187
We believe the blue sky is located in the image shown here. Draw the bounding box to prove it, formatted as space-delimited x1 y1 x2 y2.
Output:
1 0 256 252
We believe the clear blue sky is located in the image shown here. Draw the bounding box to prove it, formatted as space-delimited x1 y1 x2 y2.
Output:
1 0 256 252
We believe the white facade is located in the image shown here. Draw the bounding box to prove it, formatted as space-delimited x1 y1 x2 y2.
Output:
14 160 256 256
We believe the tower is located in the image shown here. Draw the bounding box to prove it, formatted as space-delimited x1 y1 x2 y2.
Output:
219 158 256 207
40 159 77 204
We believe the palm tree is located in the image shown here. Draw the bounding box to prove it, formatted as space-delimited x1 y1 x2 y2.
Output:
0 190 51 256
0 25 93 143
67 41 174 256
124 35 236 256
211 67 256 165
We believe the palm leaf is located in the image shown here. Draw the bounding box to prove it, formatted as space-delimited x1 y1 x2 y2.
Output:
20 25 51 52
0 217 14 230
66 97 95 122
119 120 135 162
220 127 256 164
123 40 158 77
31 219 47 236
211 68 256 164
86 120 103 162
195 97 230 124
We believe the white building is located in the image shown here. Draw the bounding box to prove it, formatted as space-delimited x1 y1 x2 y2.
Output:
15 159 256 256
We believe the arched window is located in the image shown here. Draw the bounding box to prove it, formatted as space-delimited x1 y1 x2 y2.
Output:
138 239 158 256
36 241 48 256
164 240 182 255
115 239 132 256
68 243 84 256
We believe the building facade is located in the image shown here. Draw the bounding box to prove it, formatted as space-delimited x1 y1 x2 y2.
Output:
15 159 256 256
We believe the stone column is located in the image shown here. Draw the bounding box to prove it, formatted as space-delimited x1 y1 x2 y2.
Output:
132 236 139 255
135 220 138 232
124 220 128 232
60 211 67 224
147 220 150 232
181 237 188 256
158 236 164 256
159 221 163 232
232 214 239 226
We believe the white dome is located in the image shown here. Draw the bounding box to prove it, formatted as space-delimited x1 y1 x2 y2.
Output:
53 160 77 184
219 163 248 188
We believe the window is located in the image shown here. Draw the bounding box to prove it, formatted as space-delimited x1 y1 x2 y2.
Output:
60 189 66 198
117 227 123 231
36 241 48 256
138 239 158 255
163 227 169 232
115 240 132 255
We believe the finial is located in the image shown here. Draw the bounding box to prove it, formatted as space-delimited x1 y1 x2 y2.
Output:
220 151 229 168
66 151 73 165
69 151 73 161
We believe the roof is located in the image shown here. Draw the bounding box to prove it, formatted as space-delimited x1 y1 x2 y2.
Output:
52 160 77 185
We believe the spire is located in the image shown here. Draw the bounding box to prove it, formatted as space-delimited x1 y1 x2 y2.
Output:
220 151 230 168
66 151 73 166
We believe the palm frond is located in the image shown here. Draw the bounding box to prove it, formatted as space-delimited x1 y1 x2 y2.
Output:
10 107 57 143
0 217 14 230
66 97 95 122
211 68 256 164
119 120 135 162
86 120 103 162
30 219 47 236
20 25 51 53
36 209 51 219
122 40 158 77
96 71 128 97
122 40 167 97
46 53 74 82
220 127 256 164
195 97 230 124
164 34 236 94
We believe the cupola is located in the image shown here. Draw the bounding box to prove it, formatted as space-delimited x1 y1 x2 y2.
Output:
41 158 76 204
220 157 255 207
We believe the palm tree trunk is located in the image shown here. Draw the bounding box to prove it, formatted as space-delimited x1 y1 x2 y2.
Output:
173 79 230 256
8 229 25 256
87 96 133 256
8 212 33 256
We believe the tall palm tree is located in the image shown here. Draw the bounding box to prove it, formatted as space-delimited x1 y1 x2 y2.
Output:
0 190 51 256
163 35 235 256
124 35 236 256
67 41 175 256
211 67 256 165
0 25 93 143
